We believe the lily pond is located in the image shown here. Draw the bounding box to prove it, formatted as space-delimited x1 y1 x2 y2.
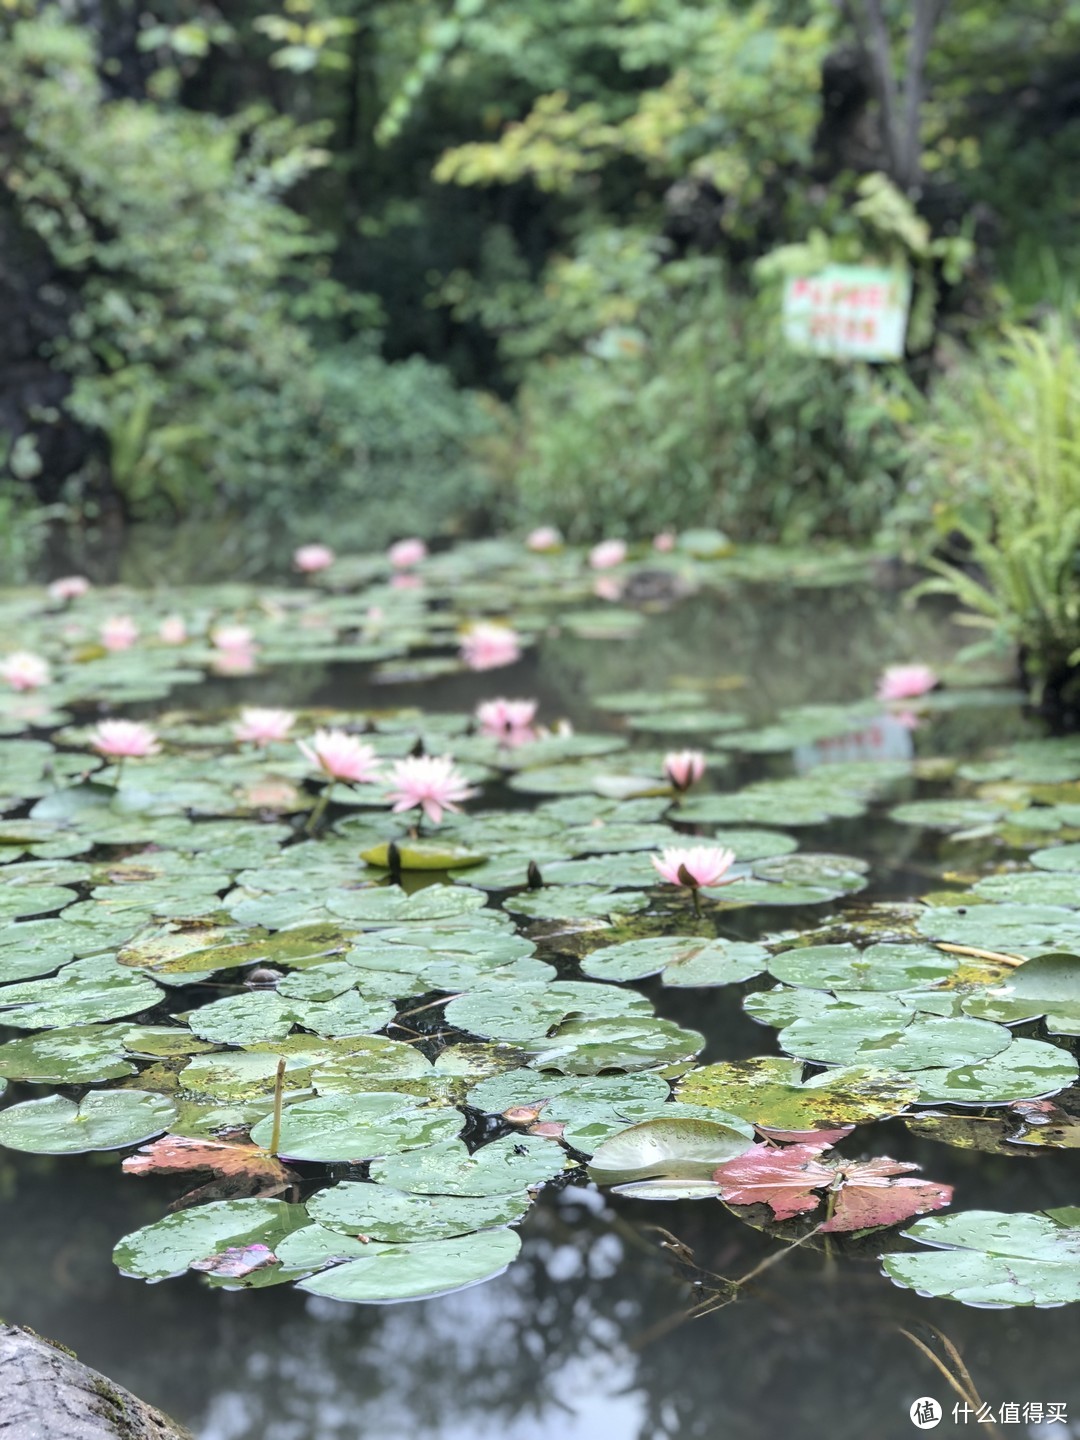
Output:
3 535 1080 1439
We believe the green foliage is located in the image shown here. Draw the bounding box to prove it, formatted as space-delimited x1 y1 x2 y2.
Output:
489 261 908 543
912 324 1080 704
0 12 488 547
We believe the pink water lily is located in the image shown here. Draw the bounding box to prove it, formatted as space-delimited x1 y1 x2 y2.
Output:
0 652 50 691
663 750 706 792
293 543 335 573
298 729 381 785
653 531 676 553
211 624 255 653
461 623 521 672
589 539 627 570
877 664 938 702
652 845 736 889
388 537 428 569
477 698 538 735
158 615 187 645
233 708 296 745
101 615 138 651
48 575 90 601
526 526 562 552
593 576 623 602
386 755 476 825
89 720 161 759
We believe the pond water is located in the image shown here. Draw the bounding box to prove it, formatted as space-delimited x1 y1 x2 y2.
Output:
2 541 1080 1440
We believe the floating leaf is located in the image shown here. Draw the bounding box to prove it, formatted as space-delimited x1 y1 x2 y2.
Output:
916 1038 1078 1105
767 943 956 993
778 1011 1013 1070
249 1092 461 1162
0 1090 175 1153
0 954 162 1029
297 1229 521 1303
882 1209 1080 1307
370 1135 565 1196
581 935 766 986
114 1198 308 1282
0 1024 136 1083
961 954 1080 1033
307 1183 532 1241
676 1057 919 1131
587 1116 754 1185
360 841 487 870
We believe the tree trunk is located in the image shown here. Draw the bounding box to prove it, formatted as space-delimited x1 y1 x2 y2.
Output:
0 1324 191 1440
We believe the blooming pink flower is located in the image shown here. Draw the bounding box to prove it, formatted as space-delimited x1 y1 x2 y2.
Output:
653 531 676 553
89 719 161 759
0 651 50 691
158 615 187 645
233 708 296 745
297 729 381 785
663 750 706 792
461 623 521 672
101 616 138 651
593 576 623 602
877 664 938 702
651 845 736 889
476 697 538 745
211 624 255 653
48 575 90 602
385 755 476 825
294 543 335 573
589 539 627 570
212 649 258 676
526 526 562 552
390 572 423 591
388 537 428 569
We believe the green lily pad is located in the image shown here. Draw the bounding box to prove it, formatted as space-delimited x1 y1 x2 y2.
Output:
882 1209 1080 1307
916 903 1080 955
297 1228 522 1303
587 1116 755 1185
676 1056 919 1130
524 1014 704 1074
503 886 648 920
916 1038 1079 1105
0 1024 137 1083
370 1135 566 1196
580 935 766 986
119 920 354 975
249 1092 462 1162
961 954 1080 1033
114 1198 308 1282
767 943 957 992
327 885 488 924
0 954 162 1029
0 1090 175 1153
360 841 487 870
446 981 652 1044
889 799 1005 830
1031 844 1080 873
779 1011 1013 1071
0 918 78 982
307 1183 532 1241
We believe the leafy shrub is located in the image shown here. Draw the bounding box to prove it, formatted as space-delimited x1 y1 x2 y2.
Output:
490 271 908 543
0 14 491 553
912 324 1080 711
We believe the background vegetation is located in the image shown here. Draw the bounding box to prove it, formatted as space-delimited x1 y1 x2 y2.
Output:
4 1 1080 576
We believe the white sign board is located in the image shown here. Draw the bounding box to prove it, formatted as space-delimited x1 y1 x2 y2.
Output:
782 264 911 362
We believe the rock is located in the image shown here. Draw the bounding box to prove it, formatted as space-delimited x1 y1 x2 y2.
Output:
0 1324 190 1440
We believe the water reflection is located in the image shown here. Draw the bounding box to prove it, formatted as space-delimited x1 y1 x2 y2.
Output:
4 1151 1080 1440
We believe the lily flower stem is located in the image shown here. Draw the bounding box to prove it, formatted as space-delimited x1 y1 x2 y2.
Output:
268 1058 286 1157
690 887 701 919
305 787 332 836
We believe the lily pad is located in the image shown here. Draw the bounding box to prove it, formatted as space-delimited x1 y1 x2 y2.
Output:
581 936 766 986
961 954 1080 1033
0 1024 137 1083
882 1209 1080 1307
370 1135 566 1196
0 954 162 1029
0 1090 175 1153
297 1228 522 1304
587 1116 755 1185
778 1011 1013 1071
767 943 956 993
307 1183 532 1241
249 1092 461 1162
916 1038 1079 1105
676 1057 919 1131
114 1197 308 1282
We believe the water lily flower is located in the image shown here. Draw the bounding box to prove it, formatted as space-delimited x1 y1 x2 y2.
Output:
388 537 428 569
298 729 381 785
526 526 562 552
460 622 521 672
589 539 628 570
101 615 138 651
211 624 255 653
48 575 90 601
233 708 296 746
158 615 187 645
663 750 706 792
293 543 335 573
89 720 161 759
385 755 476 826
593 576 623 602
877 664 938 702
476 697 538 746
653 532 676 553
0 651 50 691
652 845 736 890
